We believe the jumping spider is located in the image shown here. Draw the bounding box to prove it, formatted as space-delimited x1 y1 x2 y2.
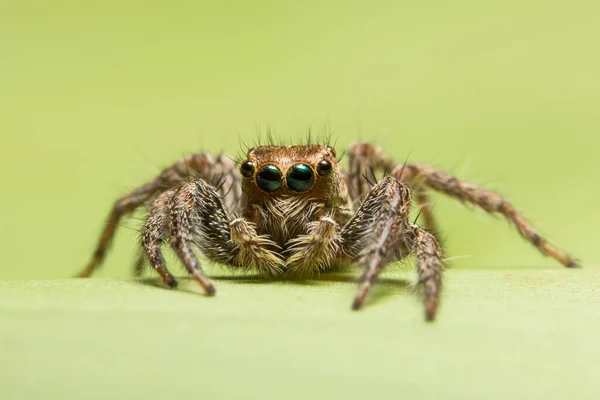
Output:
79 142 579 320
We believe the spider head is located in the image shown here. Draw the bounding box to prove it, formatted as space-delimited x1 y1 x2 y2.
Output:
239 144 342 201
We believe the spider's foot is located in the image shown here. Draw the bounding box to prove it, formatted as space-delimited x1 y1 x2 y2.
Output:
165 278 179 289
204 283 216 296
351 279 372 310
425 300 437 322
190 270 216 296
351 290 368 310
77 262 96 278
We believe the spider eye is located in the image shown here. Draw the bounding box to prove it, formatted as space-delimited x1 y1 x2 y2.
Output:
326 146 336 157
240 161 255 178
256 165 282 192
317 160 332 176
286 164 314 192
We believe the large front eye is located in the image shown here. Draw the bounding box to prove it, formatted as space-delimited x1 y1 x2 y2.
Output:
256 165 282 192
287 163 314 192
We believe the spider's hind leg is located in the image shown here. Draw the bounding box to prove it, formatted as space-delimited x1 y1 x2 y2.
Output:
345 141 579 269
394 164 580 268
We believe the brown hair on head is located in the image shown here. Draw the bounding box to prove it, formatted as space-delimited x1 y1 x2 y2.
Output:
239 144 342 201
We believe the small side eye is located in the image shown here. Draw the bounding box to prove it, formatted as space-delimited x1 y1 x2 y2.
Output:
326 146 336 157
317 160 332 176
240 161 255 178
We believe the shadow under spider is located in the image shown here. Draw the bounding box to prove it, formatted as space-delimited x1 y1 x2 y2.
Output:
133 269 413 309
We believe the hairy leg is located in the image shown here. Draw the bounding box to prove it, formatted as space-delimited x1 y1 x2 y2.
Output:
340 176 444 320
346 142 393 202
346 141 579 268
413 187 441 240
141 190 178 288
167 182 216 294
346 142 441 238
394 163 579 268
410 226 442 321
141 179 283 291
79 152 238 277
340 177 414 306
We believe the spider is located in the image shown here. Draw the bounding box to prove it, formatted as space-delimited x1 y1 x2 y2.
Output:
78 141 579 320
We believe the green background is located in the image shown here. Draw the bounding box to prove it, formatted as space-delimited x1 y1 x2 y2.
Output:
1 1 598 399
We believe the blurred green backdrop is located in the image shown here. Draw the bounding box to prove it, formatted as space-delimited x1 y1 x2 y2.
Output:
1 1 598 280
1 1 599 399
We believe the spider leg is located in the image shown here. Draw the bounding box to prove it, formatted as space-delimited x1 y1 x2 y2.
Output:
340 176 441 320
394 163 580 268
141 178 283 291
141 190 178 288
346 141 579 268
413 187 441 240
144 178 241 294
348 177 411 310
411 226 442 321
79 152 238 278
167 182 217 294
346 142 441 237
347 142 393 202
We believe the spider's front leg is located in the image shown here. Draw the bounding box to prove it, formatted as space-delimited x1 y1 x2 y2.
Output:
141 180 231 293
141 179 284 292
340 176 443 321
78 152 240 278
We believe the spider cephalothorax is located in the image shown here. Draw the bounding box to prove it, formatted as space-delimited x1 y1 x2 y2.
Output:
78 141 579 321
239 145 352 251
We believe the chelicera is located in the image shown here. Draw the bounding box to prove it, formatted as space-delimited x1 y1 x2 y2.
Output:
79 142 579 320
